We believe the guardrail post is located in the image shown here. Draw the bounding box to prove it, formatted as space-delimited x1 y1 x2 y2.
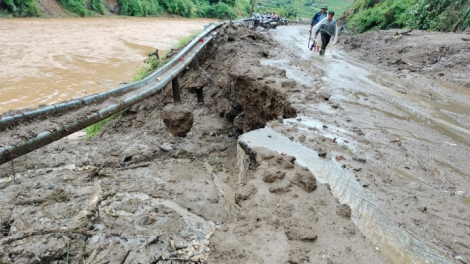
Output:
192 57 199 70
196 89 204 104
172 77 182 104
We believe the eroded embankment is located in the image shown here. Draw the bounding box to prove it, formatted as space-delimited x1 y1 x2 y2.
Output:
0 23 300 264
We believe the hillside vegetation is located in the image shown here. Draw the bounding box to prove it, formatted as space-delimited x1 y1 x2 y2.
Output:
255 0 354 19
0 0 250 18
346 0 470 33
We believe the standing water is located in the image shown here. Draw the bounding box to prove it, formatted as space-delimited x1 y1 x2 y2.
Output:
0 17 216 114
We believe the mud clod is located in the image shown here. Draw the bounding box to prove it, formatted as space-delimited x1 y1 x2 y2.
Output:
284 219 317 241
262 169 286 183
291 168 317 193
336 203 352 219
269 181 291 193
161 104 194 137
235 183 257 204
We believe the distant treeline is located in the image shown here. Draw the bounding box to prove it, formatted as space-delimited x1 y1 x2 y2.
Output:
0 0 251 19
347 0 470 32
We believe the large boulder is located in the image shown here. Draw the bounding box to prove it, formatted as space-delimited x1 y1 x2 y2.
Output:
161 104 194 137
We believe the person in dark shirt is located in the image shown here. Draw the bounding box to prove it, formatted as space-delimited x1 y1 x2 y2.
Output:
309 5 328 52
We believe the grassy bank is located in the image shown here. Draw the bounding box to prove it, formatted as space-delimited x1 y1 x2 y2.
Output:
255 0 354 19
347 0 470 33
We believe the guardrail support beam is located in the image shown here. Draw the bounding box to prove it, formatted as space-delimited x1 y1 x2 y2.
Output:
172 77 182 104
196 89 204 104
192 57 200 70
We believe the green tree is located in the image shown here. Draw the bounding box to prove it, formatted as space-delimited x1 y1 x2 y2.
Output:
0 0 41 16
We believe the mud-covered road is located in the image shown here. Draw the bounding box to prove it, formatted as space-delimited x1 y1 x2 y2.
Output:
1 23 469 264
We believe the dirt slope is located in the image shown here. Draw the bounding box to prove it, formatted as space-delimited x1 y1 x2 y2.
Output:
36 0 75 17
340 29 470 88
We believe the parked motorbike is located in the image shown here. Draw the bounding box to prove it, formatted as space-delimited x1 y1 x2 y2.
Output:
250 14 277 30
278 17 288 25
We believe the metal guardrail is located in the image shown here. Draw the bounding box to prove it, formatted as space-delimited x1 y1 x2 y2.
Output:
0 22 223 165
0 22 223 131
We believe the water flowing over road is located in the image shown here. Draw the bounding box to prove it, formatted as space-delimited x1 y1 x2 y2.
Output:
237 25 470 263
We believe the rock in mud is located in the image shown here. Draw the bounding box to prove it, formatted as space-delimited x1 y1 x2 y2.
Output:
281 79 296 89
288 249 311 264
262 169 286 183
352 157 366 163
336 203 352 219
260 151 275 160
318 91 331 100
273 155 296 170
284 219 317 241
161 104 194 137
269 181 291 193
235 183 257 204
233 112 244 130
291 168 317 193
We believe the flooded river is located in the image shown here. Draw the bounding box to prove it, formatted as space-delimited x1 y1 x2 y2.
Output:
0 17 216 114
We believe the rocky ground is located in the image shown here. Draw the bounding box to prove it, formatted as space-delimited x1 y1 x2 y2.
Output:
1 23 470 264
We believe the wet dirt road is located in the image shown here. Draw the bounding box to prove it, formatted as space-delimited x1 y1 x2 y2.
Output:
239 25 470 263
0 17 216 114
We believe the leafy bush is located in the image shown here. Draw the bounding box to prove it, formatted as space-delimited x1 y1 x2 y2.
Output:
120 0 163 16
0 0 41 16
89 0 105 14
220 0 235 7
234 0 251 17
159 0 196 17
58 0 87 16
348 0 414 32
403 0 470 31
208 2 237 19
347 0 470 33
197 1 210 17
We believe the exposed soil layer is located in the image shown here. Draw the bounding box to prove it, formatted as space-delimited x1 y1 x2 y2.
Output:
1 23 470 264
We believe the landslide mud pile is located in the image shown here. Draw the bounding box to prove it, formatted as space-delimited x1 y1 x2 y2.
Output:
0 23 297 264
340 30 470 88
0 23 385 264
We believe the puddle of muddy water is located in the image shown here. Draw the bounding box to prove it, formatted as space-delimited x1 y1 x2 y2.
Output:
323 53 470 147
238 126 453 264
0 17 216 114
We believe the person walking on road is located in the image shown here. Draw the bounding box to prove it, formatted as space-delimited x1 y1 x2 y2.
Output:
313 11 337 57
310 5 328 29
310 5 328 52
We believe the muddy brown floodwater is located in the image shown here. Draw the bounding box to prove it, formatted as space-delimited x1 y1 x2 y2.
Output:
0 17 216 114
